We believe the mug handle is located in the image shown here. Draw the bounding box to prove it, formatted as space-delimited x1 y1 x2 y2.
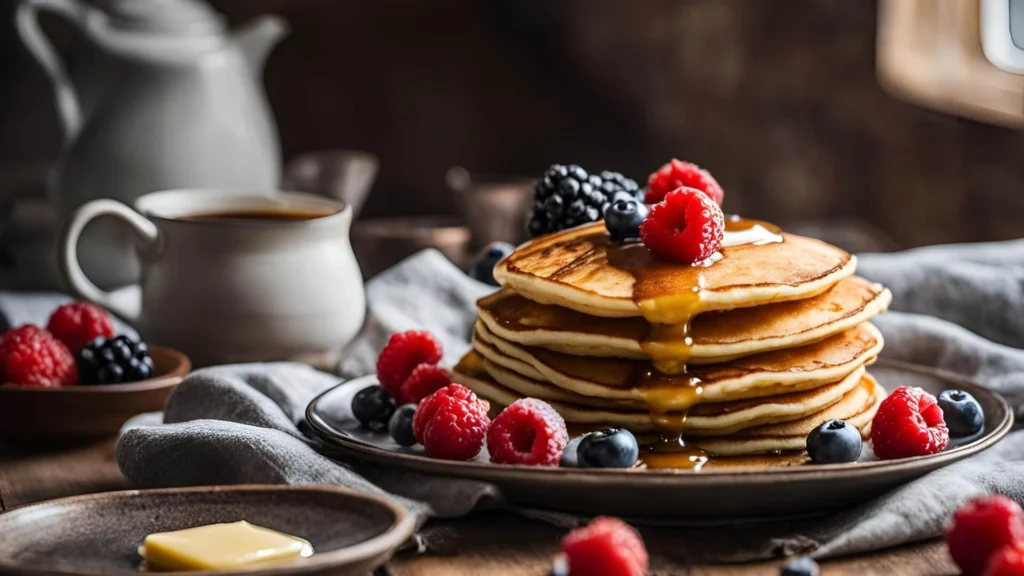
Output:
59 199 160 322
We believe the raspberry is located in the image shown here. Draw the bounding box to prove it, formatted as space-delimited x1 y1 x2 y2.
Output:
0 325 47 362
986 544 1024 576
646 159 724 205
487 398 568 466
870 386 949 460
376 331 443 399
46 302 115 353
399 364 451 405
639 187 725 264
947 495 1024 576
0 326 78 387
560 517 648 576
413 384 491 460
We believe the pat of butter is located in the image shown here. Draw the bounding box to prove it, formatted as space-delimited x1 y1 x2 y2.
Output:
138 521 313 572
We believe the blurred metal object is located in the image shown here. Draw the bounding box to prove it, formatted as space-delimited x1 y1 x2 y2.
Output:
446 166 533 250
282 150 379 218
351 217 470 279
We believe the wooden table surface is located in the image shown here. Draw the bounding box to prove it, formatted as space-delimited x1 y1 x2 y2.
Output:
0 440 957 575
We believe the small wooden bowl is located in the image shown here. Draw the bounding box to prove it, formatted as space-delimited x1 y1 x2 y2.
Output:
0 345 190 448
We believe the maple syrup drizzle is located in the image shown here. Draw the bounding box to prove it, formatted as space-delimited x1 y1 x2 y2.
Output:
618 216 782 470
497 216 786 470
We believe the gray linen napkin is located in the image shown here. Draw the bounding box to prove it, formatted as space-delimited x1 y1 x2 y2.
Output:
4 242 1024 563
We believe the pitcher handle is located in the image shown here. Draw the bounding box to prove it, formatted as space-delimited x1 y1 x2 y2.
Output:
15 0 90 140
59 199 160 323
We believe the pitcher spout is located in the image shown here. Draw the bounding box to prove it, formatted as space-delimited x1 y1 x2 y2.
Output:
233 14 289 76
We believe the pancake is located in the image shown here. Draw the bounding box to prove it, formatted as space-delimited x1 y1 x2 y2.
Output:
452 352 868 435
685 376 883 457
494 220 856 321
472 321 883 411
478 277 891 362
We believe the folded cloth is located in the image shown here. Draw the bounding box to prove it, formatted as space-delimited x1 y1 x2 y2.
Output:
5 241 1024 563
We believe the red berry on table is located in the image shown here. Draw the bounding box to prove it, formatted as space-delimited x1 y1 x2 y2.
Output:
413 384 491 461
376 331 443 399
645 159 724 206
487 398 568 466
947 495 1024 576
560 516 649 576
0 325 78 388
870 386 949 460
46 302 116 353
399 364 451 405
985 544 1024 576
639 187 725 264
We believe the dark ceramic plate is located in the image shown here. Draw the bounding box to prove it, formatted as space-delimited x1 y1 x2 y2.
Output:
0 485 416 576
307 359 1013 520
0 345 190 447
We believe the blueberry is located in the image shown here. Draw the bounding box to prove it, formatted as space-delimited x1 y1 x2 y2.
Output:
134 340 149 357
560 437 583 467
388 404 418 446
604 199 649 242
806 419 862 464
351 385 396 432
780 556 819 576
577 428 639 468
938 389 985 437
469 242 514 287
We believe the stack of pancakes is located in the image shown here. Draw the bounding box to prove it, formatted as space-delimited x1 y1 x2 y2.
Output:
452 218 891 467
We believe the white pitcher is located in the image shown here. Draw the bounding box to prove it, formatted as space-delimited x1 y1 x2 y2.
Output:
17 0 288 289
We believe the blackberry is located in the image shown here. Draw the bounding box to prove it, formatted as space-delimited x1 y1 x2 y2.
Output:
76 335 155 385
527 164 640 237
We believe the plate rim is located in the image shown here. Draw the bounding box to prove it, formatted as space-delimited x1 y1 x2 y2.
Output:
306 359 1014 484
0 484 417 576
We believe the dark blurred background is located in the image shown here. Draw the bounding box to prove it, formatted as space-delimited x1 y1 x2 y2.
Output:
2 0 1023 258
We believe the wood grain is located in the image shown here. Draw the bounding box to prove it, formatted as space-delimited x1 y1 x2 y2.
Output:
0 444 956 574
0 440 128 510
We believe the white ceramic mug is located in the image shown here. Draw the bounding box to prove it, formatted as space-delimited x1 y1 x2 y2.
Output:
59 189 366 367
